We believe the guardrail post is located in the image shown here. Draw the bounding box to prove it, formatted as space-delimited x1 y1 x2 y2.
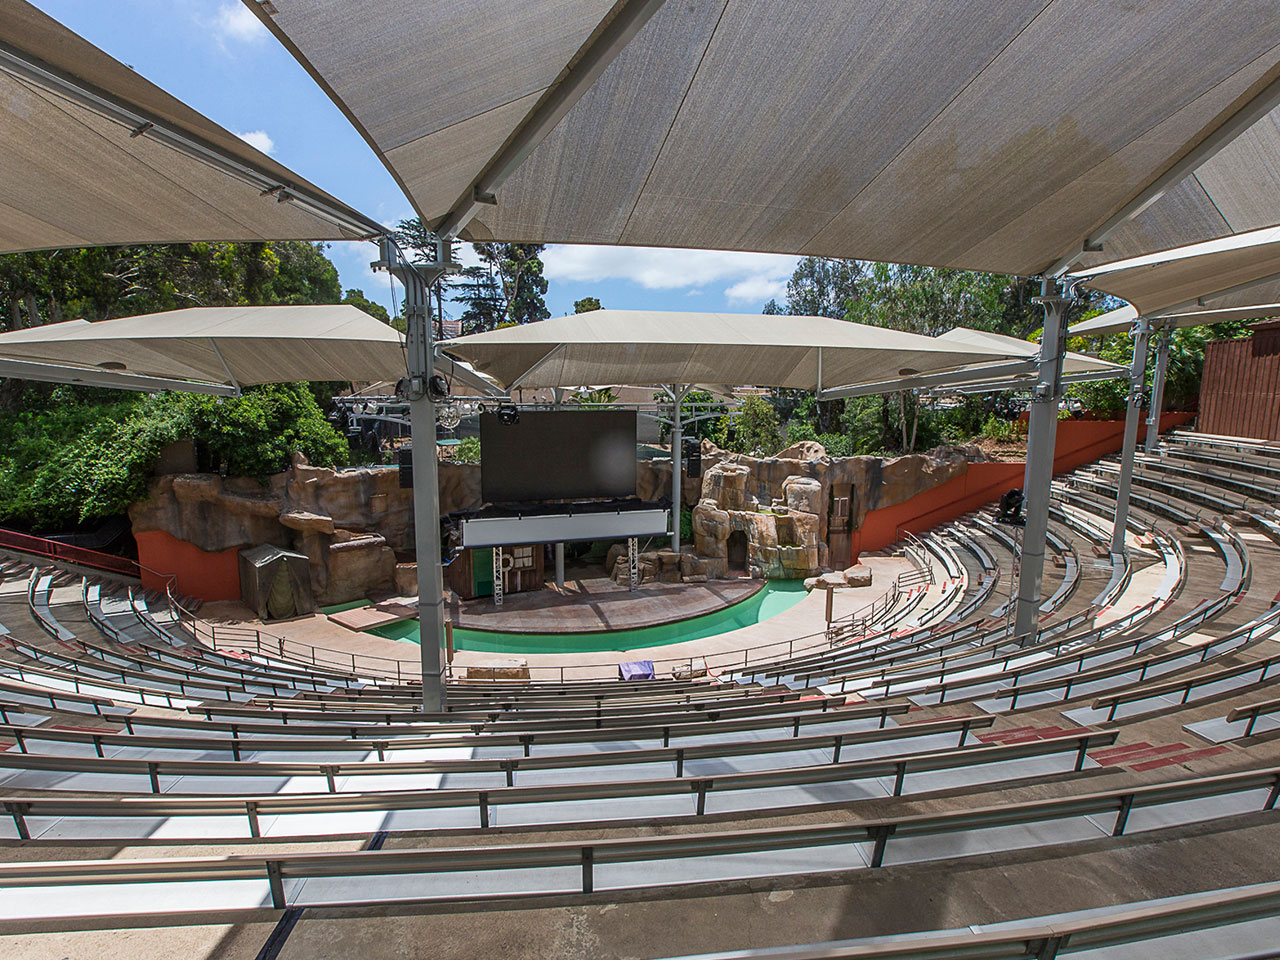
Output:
503 761 515 788
147 762 160 794
478 792 490 829
1112 794 1135 836
1264 776 1280 812
246 801 260 838
832 735 843 764
693 780 710 815
868 825 895 868
266 860 286 909
892 761 908 797
5 802 29 840
1074 738 1090 772
675 749 685 778
581 847 594 894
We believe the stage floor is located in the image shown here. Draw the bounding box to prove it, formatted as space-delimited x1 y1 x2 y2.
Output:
446 576 764 634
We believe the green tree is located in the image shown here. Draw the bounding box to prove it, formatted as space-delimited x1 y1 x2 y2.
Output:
340 288 391 324
714 395 781 455
573 296 602 313
782 257 862 318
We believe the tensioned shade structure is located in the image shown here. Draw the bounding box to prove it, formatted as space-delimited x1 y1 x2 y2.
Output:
935 328 1125 383
1074 226 1280 317
252 1 1280 276
438 310 1019 392
0 0 382 253
0 305 407 395
1071 302 1280 338
1064 101 1280 275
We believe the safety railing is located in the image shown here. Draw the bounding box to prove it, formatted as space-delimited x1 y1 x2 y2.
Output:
0 525 141 579
653 881 1280 960
0 763 1273 911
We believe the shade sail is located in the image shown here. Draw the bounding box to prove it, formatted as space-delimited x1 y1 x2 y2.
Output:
1072 302 1280 337
438 310 1018 392
255 0 1280 276
936 328 1125 380
0 0 382 253
1072 102 1280 273
0 305 406 390
1075 226 1280 316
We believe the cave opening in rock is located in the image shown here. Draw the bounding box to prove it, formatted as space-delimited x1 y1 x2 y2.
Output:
727 530 748 573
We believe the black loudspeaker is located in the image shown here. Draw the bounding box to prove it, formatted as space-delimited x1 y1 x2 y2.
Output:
398 446 414 489
683 436 701 479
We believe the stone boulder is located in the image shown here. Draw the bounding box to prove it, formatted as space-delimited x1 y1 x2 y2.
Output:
774 440 828 461
700 462 750 511
782 476 823 516
844 564 872 587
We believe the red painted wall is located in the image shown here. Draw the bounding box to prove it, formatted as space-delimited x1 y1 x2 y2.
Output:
849 412 1194 561
135 529 242 601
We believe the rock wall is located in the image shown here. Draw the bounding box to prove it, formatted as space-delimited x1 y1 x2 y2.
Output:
131 442 984 601
130 456 484 606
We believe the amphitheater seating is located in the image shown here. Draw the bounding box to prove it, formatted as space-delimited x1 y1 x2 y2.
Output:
0 427 1278 958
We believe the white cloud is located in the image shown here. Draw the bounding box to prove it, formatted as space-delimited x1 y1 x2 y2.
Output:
725 275 788 306
213 3 268 44
543 245 798 297
234 129 275 155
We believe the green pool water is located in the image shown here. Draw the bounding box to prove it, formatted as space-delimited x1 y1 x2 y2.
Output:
365 580 809 655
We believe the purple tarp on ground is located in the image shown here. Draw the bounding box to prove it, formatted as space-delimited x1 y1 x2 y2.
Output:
618 660 655 681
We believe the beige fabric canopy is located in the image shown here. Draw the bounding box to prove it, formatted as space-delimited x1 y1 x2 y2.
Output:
0 0 381 253
255 0 1280 276
936 328 1125 380
0 305 406 389
1076 227 1280 317
1072 302 1280 337
1073 103 1280 273
439 310 1018 392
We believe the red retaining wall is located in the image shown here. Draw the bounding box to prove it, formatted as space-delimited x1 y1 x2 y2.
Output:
135 529 241 601
850 412 1195 560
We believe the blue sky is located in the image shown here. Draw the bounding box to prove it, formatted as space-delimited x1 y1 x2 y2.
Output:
30 0 802 320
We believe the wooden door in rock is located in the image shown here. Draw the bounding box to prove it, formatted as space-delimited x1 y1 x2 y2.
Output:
828 484 853 569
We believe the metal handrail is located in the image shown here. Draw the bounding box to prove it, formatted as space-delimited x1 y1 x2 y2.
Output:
0 763 1273 911
650 880 1280 960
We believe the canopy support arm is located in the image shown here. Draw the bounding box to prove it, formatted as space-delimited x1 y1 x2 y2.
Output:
1145 325 1173 452
1111 316 1152 554
1043 72 1280 278
374 236 448 712
208 340 241 396
1013 278 1073 645
819 359 1036 400
434 0 668 238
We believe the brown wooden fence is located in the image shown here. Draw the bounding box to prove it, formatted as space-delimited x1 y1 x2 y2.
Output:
1199 321 1280 441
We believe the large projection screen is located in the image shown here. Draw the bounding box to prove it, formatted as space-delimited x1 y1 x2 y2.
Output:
480 410 637 503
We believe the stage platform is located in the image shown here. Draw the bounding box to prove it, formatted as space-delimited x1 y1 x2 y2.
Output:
446 576 764 634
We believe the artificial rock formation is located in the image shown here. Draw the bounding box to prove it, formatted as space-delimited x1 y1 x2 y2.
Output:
690 462 823 580
131 456 485 605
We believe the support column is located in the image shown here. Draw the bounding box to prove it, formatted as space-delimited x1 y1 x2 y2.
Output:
670 385 689 552
1111 317 1151 554
1145 325 1172 452
554 542 565 588
377 238 447 712
1013 278 1072 645
628 537 639 592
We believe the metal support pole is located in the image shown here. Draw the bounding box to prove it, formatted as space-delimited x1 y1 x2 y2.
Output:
493 547 505 607
670 385 689 552
628 537 639 592
554 542 565 588
1013 278 1071 645
1111 317 1151 554
376 237 447 712
1145 325 1172 453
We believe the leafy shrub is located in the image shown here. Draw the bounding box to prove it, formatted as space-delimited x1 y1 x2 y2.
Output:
980 414 1020 443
